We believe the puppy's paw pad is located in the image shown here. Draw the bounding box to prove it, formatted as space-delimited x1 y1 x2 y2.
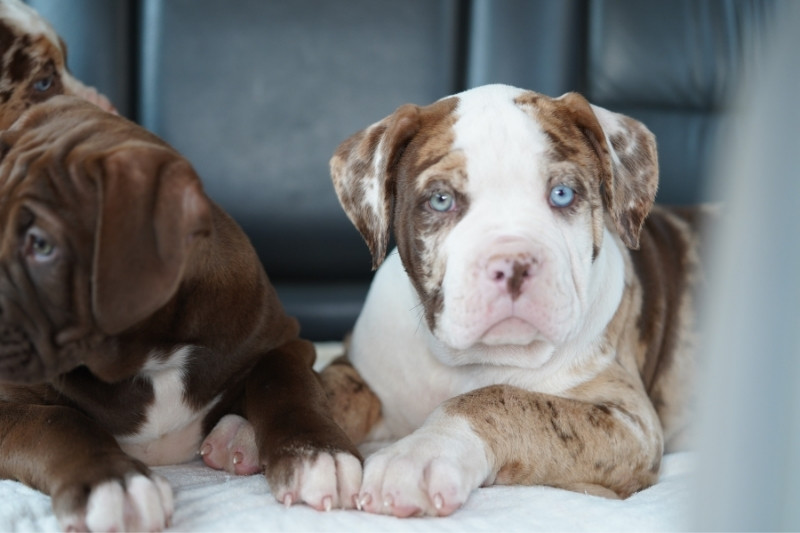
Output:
201 414 260 475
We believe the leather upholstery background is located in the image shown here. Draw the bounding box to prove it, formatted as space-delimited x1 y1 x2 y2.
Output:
27 0 783 340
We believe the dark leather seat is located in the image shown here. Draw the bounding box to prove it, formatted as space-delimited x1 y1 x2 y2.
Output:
30 0 783 340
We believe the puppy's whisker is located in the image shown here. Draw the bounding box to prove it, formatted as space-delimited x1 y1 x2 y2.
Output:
410 292 439 335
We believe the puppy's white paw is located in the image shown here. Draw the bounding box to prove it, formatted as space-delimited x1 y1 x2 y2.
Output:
272 450 362 511
202 414 363 510
358 418 489 517
59 473 173 532
201 414 261 475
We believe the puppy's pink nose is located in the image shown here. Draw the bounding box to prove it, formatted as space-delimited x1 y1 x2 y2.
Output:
486 255 537 300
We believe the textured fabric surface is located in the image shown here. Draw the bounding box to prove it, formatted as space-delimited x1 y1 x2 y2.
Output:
0 452 693 532
0 343 693 531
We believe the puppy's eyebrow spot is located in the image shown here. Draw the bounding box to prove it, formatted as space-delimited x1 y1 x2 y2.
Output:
7 37 33 83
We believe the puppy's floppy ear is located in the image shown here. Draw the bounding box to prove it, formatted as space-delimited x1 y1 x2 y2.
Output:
91 143 212 335
557 92 659 249
330 104 420 269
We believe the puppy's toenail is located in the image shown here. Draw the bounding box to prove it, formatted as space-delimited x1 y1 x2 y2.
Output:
433 493 444 510
358 493 372 510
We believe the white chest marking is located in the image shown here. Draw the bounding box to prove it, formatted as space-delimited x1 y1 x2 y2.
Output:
117 346 219 466
353 241 624 438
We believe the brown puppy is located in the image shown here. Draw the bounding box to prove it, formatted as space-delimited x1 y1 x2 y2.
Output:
0 96 361 532
0 0 115 128
321 84 704 516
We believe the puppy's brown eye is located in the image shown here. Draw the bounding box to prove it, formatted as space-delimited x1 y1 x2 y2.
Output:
33 75 54 92
32 236 54 257
24 230 56 261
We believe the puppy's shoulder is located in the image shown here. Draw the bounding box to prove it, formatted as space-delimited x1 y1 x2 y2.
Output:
629 204 712 292
0 383 58 404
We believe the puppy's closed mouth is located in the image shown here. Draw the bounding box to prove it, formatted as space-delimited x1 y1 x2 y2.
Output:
479 317 541 346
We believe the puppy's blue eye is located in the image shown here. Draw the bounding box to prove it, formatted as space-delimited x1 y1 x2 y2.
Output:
549 185 575 208
429 191 455 212
33 76 53 92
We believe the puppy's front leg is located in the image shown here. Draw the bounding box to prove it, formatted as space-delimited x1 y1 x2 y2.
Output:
359 373 663 516
318 355 382 444
0 402 173 532
244 339 363 510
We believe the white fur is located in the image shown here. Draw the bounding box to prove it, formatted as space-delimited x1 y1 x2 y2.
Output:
84 481 125 532
0 0 60 46
352 242 624 440
273 451 363 511
349 85 643 516
359 410 489 516
116 346 220 466
349 85 627 439
438 85 610 353
59 473 173 532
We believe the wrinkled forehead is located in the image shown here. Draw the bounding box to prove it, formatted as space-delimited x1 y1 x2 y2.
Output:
0 0 60 44
0 98 124 196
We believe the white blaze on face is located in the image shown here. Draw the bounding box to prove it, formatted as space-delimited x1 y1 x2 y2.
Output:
430 85 599 356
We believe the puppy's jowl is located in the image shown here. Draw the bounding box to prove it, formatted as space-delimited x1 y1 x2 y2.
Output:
0 97 361 532
0 0 115 127
321 84 705 517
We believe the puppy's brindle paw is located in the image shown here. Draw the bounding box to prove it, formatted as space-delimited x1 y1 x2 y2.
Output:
200 414 261 475
271 449 362 511
56 473 173 533
359 414 488 517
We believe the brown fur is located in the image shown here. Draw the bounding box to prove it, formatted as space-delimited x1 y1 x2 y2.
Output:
516 91 659 251
0 97 358 527
630 205 705 449
320 355 382 444
437 208 704 495
330 98 458 271
323 87 701 508
0 1 115 129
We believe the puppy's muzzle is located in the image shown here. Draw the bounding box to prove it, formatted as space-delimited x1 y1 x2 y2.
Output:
485 254 539 301
0 307 42 383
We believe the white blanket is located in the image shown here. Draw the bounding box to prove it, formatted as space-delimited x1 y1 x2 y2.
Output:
0 453 694 532
0 344 694 532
